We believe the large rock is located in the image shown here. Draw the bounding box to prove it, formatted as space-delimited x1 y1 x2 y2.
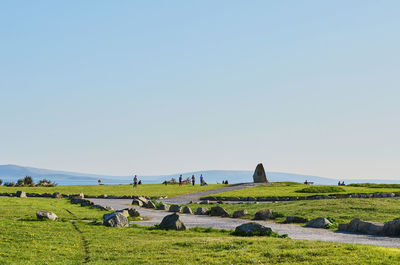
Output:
128 208 140 217
103 212 129 227
339 218 384 235
210 206 230 217
253 163 268 183
132 199 143 207
145 201 156 209
182 206 193 214
157 203 170 211
284 216 308 224
137 196 149 205
159 213 186 231
195 207 209 215
16 191 27 198
234 222 272 236
116 209 130 218
232 209 248 218
169 205 181 213
305 217 332 229
36 211 58 221
254 209 273 220
382 219 400 236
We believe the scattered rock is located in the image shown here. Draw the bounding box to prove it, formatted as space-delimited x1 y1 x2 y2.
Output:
195 207 209 215
182 206 193 214
284 216 308 224
36 211 58 221
132 199 143 207
116 209 130 218
103 212 129 227
159 213 186 231
78 193 84 199
232 209 248 218
200 200 209 205
383 219 400 236
157 203 170 211
16 191 27 198
210 206 230 217
169 205 181 213
146 201 156 209
234 222 272 236
136 196 149 205
338 218 384 235
128 208 140 217
52 192 62 198
254 209 273 220
305 217 332 229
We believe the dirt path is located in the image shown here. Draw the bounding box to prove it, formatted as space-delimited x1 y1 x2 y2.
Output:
89 198 400 249
160 183 258 204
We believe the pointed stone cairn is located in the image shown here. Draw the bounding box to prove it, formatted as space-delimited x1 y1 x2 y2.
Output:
253 163 268 183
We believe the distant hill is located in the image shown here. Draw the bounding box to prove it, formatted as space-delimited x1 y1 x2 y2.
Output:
0 164 399 186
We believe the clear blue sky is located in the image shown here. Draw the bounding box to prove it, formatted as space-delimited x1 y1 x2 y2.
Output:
1 1 399 179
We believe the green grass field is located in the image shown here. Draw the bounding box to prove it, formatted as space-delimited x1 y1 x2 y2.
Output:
0 184 223 198
187 197 400 224
209 182 400 199
1 197 400 264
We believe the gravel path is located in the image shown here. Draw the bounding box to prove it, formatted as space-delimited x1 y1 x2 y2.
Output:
89 198 400 248
160 183 258 204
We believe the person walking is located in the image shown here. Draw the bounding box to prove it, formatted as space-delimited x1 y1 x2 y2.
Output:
133 175 138 188
191 175 195 186
179 175 183 186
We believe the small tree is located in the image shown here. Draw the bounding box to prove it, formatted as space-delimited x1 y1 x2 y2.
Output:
17 178 24 186
0 179 2 186
24 176 34 186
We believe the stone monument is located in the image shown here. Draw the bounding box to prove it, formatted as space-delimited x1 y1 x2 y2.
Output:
253 163 268 183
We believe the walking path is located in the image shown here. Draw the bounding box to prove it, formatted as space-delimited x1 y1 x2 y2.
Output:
89 198 400 249
160 183 259 204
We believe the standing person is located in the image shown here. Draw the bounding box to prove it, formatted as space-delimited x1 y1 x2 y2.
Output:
200 174 203 185
179 175 183 186
133 175 138 188
191 175 195 186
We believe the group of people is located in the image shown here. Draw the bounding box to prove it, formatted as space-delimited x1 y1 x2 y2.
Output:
338 181 346 186
133 175 142 187
177 174 207 186
222 180 229 184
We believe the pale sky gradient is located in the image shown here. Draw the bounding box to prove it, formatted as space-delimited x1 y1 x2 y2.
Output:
1 1 399 179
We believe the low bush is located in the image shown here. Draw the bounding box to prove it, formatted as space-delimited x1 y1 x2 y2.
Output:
296 186 345 193
348 183 400 189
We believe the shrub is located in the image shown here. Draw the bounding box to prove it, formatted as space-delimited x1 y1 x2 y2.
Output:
296 186 345 193
16 179 24 186
348 183 400 188
0 179 2 186
4 182 15 187
37 179 57 187
23 176 34 186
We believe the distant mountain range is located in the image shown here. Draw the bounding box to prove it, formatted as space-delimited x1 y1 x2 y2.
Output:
0 164 399 186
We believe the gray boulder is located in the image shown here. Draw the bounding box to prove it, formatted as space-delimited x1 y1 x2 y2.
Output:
116 209 130 218
285 216 308 224
234 222 272 236
132 199 143 207
52 192 62 198
78 193 84 199
169 205 181 213
210 206 230 217
128 208 140 217
200 200 210 204
16 191 27 198
339 218 384 235
232 209 248 218
254 209 273 220
157 203 170 211
159 213 186 231
182 206 193 214
145 201 156 209
103 212 129 227
305 217 332 229
195 207 209 215
137 196 149 205
383 219 400 236
36 211 58 221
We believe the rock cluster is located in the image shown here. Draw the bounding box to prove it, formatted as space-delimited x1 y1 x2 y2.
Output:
339 218 400 236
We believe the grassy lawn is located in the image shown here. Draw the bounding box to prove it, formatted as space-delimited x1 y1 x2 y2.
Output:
2 197 400 264
187 198 400 224
0 184 223 198
209 182 400 199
